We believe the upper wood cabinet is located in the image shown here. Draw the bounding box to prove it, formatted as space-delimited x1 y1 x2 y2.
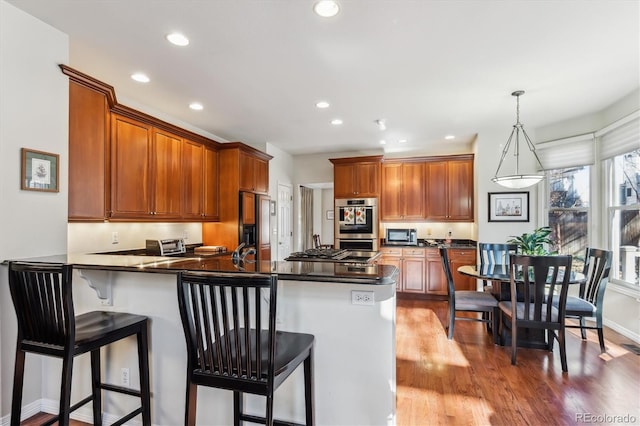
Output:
381 161 425 221
63 65 221 223
239 150 269 193
182 141 220 221
68 80 111 221
110 116 183 220
425 155 474 221
202 145 220 221
330 156 383 198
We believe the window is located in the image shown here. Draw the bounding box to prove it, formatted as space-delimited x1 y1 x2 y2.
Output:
607 150 640 286
546 166 591 272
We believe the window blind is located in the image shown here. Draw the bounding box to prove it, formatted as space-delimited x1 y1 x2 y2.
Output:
535 133 595 170
597 110 640 159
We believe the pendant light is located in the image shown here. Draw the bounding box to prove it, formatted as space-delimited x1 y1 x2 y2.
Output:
492 90 545 189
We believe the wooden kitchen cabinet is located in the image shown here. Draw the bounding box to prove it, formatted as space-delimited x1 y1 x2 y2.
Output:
380 161 425 220
424 155 474 221
378 247 426 294
68 80 111 221
239 150 269 193
448 248 478 291
330 156 383 198
110 115 182 220
425 248 447 295
182 140 219 221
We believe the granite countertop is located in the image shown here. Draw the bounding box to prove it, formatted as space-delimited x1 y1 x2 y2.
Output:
4 253 398 286
381 239 477 249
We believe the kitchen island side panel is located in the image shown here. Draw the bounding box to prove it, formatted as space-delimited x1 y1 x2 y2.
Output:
62 271 396 425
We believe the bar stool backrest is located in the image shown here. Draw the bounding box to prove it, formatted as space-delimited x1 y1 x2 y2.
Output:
9 262 74 354
177 271 277 393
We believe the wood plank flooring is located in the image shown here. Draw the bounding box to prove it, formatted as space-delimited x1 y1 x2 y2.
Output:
23 298 640 425
396 298 640 425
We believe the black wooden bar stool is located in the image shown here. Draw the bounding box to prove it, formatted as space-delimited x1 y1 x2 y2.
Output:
8 261 151 426
177 271 315 426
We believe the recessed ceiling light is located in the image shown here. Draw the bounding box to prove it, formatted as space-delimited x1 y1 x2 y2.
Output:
316 101 330 108
375 119 386 131
445 135 456 140
331 119 343 125
314 0 340 17
131 73 150 83
380 140 386 145
189 102 203 111
166 32 189 46
399 139 407 143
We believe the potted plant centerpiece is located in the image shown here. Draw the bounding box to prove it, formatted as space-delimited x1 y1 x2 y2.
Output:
508 226 558 255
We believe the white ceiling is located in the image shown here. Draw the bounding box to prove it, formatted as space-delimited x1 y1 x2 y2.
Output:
7 0 640 156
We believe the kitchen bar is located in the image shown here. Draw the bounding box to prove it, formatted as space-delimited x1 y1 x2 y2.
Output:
5 253 398 425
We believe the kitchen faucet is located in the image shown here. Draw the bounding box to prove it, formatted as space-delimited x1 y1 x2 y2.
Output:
231 242 246 261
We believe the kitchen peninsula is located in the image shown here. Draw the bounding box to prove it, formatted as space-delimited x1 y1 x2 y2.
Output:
6 253 398 425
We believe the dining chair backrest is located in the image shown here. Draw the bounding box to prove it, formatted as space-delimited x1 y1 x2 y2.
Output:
479 243 518 265
581 247 612 306
508 254 572 324
9 262 75 352
177 271 277 392
439 247 456 298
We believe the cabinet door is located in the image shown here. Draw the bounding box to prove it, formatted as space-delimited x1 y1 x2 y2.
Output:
69 81 109 220
354 163 380 197
381 163 403 220
426 249 447 295
402 248 426 294
424 161 448 220
242 192 256 225
202 146 219 221
258 195 271 261
152 129 182 219
449 249 477 291
239 151 255 192
254 157 269 193
181 139 204 220
447 159 473 221
111 114 152 218
333 164 355 198
402 162 425 220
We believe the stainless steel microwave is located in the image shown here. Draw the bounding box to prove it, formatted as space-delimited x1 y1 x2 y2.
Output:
385 228 417 246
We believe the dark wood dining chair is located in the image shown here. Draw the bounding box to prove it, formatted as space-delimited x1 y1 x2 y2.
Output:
499 254 573 372
439 248 499 344
478 242 518 291
8 261 151 426
177 271 315 426
553 247 612 353
312 234 332 249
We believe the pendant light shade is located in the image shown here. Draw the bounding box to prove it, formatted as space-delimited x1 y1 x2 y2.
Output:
492 90 545 189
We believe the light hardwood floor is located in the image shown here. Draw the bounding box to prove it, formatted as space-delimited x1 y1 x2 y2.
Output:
24 297 640 425
396 298 640 425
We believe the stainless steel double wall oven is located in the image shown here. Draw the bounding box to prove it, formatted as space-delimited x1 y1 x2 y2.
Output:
334 197 378 251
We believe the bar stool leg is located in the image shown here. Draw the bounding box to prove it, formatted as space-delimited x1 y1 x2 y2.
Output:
11 350 26 425
185 380 198 426
59 354 74 425
137 325 152 426
91 349 102 426
233 391 242 426
304 349 315 426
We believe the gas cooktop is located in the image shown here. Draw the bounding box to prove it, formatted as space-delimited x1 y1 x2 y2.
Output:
285 248 350 262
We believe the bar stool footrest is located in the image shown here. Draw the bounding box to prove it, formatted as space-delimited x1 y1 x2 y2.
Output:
240 413 306 426
101 382 142 398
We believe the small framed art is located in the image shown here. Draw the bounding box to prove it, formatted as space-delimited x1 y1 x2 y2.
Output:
21 148 59 192
488 191 529 222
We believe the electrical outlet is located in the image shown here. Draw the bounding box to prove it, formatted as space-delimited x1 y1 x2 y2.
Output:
121 368 130 387
111 232 119 244
182 229 189 240
351 290 374 305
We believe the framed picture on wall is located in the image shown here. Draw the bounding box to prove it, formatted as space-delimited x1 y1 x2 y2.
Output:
21 148 59 192
488 191 529 222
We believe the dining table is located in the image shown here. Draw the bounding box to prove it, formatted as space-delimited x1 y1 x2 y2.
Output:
457 263 585 348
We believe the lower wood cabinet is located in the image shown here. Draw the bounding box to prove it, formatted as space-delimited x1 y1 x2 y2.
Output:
378 246 476 296
448 248 478 291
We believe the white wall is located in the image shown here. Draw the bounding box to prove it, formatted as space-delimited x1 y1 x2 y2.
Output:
0 0 69 418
